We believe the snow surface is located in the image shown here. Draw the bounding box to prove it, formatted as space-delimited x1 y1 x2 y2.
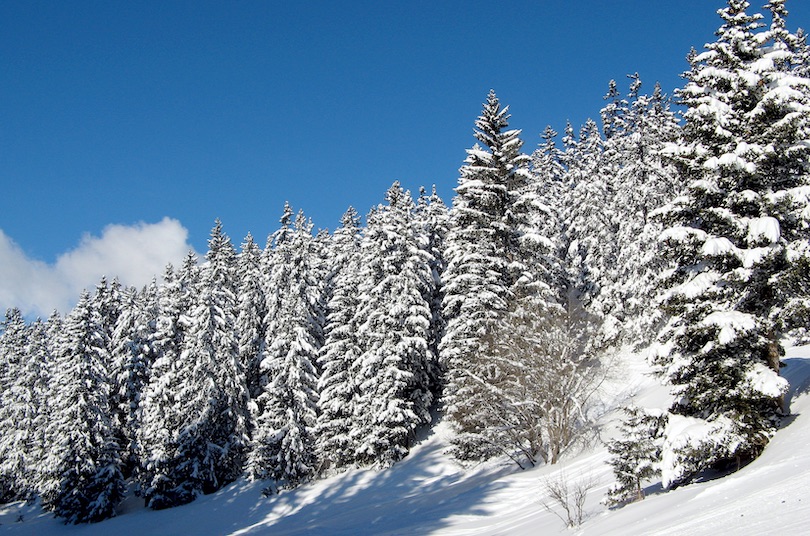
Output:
2 346 809 535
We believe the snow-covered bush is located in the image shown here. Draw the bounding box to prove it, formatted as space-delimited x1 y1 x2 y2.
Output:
605 406 667 506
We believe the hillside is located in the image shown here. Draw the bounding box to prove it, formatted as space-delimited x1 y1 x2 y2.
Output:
2 345 808 535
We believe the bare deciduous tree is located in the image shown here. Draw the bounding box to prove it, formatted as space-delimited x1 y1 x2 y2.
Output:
451 295 607 468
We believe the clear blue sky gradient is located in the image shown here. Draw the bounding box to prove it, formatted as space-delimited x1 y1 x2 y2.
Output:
2 1 809 260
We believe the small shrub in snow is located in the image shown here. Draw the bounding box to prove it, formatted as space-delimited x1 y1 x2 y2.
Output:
540 472 598 528
605 406 667 506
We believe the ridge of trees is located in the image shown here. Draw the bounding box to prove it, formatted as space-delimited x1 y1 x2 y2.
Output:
1 0 808 522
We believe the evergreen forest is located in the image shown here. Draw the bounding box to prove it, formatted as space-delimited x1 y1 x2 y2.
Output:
1 0 810 523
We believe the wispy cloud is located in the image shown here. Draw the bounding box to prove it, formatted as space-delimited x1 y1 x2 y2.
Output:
0 218 195 318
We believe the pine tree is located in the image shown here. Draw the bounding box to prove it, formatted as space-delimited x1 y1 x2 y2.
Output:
315 207 364 471
247 207 322 489
0 308 32 501
178 221 249 493
41 291 125 523
605 407 668 506
529 125 567 253
560 118 612 320
141 223 249 507
440 90 534 460
653 0 809 487
600 79 629 141
139 255 203 508
31 312 63 501
236 232 267 400
598 77 682 346
414 186 450 394
759 0 810 341
526 125 569 306
351 183 435 467
92 277 123 345
109 283 159 476
23 316 56 498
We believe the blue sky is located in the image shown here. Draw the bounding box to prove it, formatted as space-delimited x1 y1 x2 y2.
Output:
2 1 809 315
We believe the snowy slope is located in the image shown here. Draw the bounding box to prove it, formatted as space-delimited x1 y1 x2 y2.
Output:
2 346 808 535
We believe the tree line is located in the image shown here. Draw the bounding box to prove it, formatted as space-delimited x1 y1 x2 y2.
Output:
1 0 808 523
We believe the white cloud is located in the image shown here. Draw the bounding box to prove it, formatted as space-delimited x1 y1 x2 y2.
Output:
0 218 195 318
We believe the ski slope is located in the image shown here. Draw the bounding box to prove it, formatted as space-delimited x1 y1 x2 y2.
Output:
2 346 808 535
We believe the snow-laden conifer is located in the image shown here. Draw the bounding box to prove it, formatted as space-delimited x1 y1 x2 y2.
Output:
596 77 681 347
415 186 450 394
605 407 667 506
528 126 567 260
236 232 267 400
22 317 56 497
109 282 159 476
247 206 322 489
138 254 203 508
176 221 249 492
560 119 612 321
40 291 125 523
0 308 34 501
653 0 810 486
315 207 364 471
440 91 535 460
351 183 435 467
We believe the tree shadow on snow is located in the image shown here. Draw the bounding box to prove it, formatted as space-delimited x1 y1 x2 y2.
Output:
781 357 810 418
232 438 512 535
641 481 665 498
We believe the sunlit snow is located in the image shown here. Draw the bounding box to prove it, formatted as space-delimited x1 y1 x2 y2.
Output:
701 310 757 345
3 346 808 535
747 216 780 244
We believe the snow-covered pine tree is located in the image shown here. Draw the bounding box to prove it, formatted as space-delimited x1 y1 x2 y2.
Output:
40 291 125 523
440 90 534 461
759 0 810 342
561 119 612 320
0 308 32 501
310 227 332 317
598 76 682 347
201 221 249 484
351 182 435 467
529 125 567 256
414 186 450 395
109 282 159 476
30 311 63 501
247 207 322 489
450 116 596 469
22 316 55 498
92 277 123 346
236 232 268 400
605 406 668 506
653 0 810 487
315 207 364 472
168 221 249 497
600 79 629 141
138 254 203 508
518 124 568 309
555 119 610 359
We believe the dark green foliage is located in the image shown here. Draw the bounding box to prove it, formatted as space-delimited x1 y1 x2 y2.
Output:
652 0 809 486
44 292 125 523
605 407 667 506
